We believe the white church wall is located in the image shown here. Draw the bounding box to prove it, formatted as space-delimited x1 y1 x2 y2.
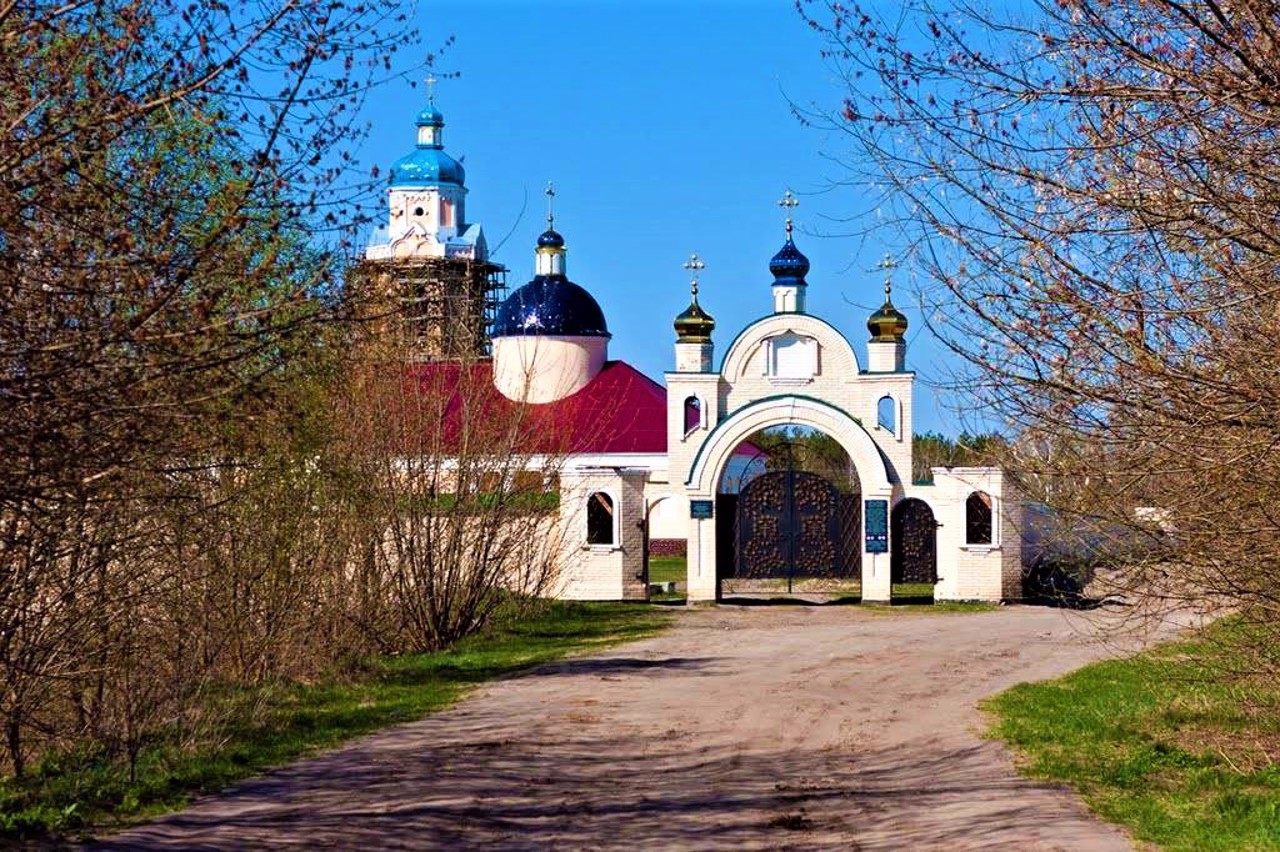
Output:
493 335 607 403
664 371 722 492
647 493 688 543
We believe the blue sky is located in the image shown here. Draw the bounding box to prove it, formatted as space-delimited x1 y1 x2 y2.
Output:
355 0 975 436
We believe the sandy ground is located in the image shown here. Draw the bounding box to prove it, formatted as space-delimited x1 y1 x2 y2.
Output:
96 604 1175 850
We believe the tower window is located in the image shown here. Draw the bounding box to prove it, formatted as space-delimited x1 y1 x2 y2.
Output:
587 492 615 545
684 396 702 434
877 395 896 435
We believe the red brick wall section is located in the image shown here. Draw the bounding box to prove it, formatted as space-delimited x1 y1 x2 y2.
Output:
649 539 687 557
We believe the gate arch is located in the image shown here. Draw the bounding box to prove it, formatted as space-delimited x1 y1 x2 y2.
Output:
683 395 894 601
686 395 893 498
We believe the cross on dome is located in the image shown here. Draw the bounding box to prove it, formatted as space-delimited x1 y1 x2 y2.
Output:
778 189 799 237
546 181 556 229
683 252 705 296
674 252 714 344
425 72 438 104
877 252 899 299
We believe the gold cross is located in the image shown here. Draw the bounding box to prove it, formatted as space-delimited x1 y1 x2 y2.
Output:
425 73 437 104
778 189 799 237
683 253 706 296
545 182 556 229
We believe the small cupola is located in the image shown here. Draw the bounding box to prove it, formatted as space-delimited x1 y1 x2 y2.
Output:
674 253 715 343
533 183 568 276
771 190 809 313
389 76 465 188
868 254 908 342
867 299 908 342
866 254 909 372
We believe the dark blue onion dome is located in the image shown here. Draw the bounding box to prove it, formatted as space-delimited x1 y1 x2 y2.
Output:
492 277 610 338
389 104 465 187
769 237 810 287
537 228 565 249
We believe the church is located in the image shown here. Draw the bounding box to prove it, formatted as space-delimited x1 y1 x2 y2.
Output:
362 92 1024 604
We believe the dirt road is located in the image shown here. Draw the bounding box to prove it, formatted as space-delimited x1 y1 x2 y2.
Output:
99 604 1164 850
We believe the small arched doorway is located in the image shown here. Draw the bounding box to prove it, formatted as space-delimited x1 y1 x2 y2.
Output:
891 497 937 602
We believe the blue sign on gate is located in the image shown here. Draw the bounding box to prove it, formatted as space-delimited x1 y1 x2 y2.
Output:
865 499 889 553
690 499 714 519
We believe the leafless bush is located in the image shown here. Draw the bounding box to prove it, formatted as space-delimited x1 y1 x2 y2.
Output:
335 342 569 653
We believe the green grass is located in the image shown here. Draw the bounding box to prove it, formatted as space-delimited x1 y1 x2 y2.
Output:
890 581 935 605
648 555 687 585
0 601 670 842
985 619 1280 851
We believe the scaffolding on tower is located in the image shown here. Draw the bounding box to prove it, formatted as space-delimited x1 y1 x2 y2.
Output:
354 255 508 360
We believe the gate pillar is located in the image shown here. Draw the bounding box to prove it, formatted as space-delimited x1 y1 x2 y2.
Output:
862 548 892 604
687 513 717 602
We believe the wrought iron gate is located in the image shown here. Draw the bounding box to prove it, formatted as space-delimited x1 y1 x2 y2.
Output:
890 498 938 585
733 469 860 591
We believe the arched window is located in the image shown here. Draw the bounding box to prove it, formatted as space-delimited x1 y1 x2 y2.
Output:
966 491 993 545
877 395 896 435
684 395 702 434
587 491 615 545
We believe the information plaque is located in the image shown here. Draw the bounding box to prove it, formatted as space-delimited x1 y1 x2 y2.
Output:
690 499 714 519
864 499 889 553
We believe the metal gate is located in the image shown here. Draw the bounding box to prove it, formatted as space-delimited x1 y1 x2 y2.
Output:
733 469 860 591
890 498 938 585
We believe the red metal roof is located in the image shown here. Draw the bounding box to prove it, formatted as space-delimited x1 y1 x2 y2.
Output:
400 360 668 455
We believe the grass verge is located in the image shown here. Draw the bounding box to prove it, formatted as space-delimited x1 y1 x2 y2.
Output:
984 619 1280 851
648 555 686 585
0 601 671 842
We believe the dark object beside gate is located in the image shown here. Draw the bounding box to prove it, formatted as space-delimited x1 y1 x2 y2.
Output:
890 497 937 585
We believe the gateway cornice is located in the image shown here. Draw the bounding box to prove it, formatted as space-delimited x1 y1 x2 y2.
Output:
719 313 861 381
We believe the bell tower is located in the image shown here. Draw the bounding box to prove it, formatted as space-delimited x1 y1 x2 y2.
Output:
359 77 507 359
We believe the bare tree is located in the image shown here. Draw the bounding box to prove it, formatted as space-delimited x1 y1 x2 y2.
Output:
801 0 1280 655
335 336 570 653
0 0 418 778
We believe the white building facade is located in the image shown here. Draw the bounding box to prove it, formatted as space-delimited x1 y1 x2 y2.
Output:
373 96 1023 604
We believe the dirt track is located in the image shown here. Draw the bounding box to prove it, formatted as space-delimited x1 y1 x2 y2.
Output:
98 604 1170 850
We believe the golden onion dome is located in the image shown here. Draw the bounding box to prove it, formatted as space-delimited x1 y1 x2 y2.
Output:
867 298 908 342
674 292 715 342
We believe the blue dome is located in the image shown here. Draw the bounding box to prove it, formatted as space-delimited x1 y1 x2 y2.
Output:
390 147 464 187
416 104 444 126
769 238 810 286
492 275 610 338
537 228 565 248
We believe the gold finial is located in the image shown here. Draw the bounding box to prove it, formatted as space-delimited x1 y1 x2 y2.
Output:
425 72 438 105
683 252 706 297
876 252 899 300
778 189 799 238
545 181 556 229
